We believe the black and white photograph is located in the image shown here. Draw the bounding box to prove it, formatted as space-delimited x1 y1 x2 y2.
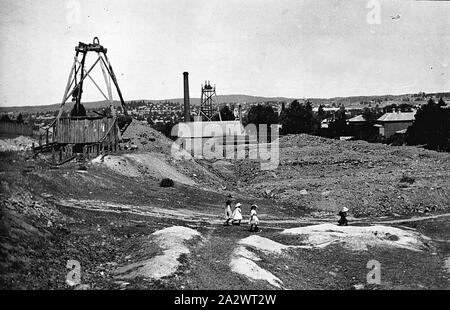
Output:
0 0 449 300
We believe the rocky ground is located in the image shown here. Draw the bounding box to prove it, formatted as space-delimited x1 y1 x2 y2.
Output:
1 123 449 290
228 134 450 217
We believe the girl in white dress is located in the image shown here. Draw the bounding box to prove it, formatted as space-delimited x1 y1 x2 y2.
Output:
224 200 232 226
232 203 243 225
249 204 260 232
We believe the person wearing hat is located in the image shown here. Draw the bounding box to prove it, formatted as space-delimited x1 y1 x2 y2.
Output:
232 203 243 225
248 204 260 232
224 200 233 226
338 207 349 226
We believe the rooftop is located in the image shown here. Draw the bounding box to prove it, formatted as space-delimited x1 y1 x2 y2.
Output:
347 115 366 123
377 111 416 122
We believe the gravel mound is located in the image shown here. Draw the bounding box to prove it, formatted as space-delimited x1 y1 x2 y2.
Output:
0 136 37 152
122 121 173 154
281 223 431 252
230 246 283 288
114 226 201 280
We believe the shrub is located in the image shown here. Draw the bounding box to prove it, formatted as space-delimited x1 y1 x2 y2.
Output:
212 105 235 121
160 178 174 187
280 100 319 135
244 104 279 142
406 98 450 152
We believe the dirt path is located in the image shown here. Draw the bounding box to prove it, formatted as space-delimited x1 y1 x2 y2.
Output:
260 213 450 230
369 213 450 224
57 198 450 229
56 198 219 223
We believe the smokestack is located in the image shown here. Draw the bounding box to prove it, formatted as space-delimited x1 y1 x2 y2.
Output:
183 72 190 122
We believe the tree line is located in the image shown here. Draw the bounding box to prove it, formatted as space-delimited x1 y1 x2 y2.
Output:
243 98 450 152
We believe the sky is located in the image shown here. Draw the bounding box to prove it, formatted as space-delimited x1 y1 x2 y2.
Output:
0 0 449 107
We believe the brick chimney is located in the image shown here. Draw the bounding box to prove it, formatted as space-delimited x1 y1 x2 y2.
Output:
183 72 190 122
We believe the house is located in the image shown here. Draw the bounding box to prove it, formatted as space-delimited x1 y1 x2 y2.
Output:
347 114 366 134
375 111 416 139
347 114 366 124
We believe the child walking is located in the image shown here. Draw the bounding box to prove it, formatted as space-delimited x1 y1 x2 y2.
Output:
248 204 260 232
224 200 233 226
232 203 243 225
338 207 349 226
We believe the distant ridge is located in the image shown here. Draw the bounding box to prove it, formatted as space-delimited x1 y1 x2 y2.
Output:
1 92 449 114
0 95 296 114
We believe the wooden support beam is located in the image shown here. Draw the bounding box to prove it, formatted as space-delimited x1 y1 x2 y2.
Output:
64 57 101 103
76 57 109 102
56 57 77 121
100 55 128 116
100 59 113 103
76 52 87 107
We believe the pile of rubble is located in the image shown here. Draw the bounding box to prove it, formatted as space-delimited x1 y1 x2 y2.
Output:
0 136 37 152
121 121 173 154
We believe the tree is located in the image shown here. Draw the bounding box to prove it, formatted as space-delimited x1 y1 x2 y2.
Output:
397 103 413 112
383 104 397 113
244 104 278 142
16 113 24 124
383 103 413 113
317 104 326 121
359 108 381 142
279 100 319 135
0 114 12 122
212 106 235 121
245 104 278 127
327 106 348 138
406 98 450 151
147 117 154 126
151 120 179 141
